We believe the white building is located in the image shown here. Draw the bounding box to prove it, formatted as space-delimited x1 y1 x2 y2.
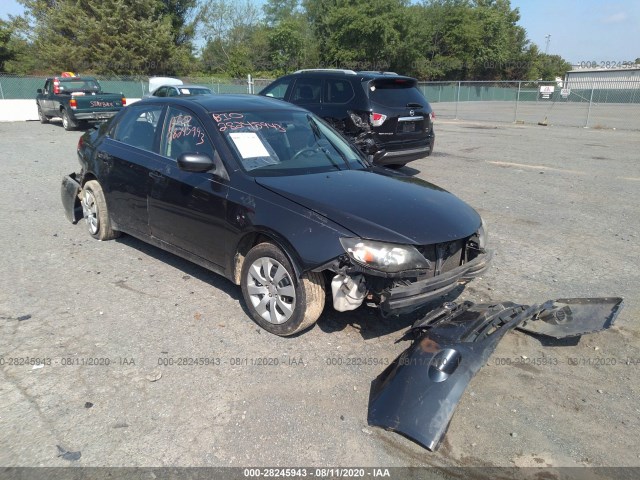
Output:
564 67 640 89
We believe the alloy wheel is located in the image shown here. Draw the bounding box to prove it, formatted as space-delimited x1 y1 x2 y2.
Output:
245 257 296 324
81 189 98 235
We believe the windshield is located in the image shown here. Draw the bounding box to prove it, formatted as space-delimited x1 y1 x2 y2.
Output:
212 110 368 176
179 87 211 95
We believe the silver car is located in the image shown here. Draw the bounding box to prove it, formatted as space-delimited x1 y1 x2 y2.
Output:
150 84 212 97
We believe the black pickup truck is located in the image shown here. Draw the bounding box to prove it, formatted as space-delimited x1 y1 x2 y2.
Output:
36 74 126 130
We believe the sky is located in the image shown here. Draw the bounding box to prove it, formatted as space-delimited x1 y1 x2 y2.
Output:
510 0 639 64
1 0 638 65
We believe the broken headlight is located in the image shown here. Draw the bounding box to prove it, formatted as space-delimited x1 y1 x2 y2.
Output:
340 238 431 273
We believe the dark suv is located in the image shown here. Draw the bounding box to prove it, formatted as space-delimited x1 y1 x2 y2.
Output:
258 69 435 167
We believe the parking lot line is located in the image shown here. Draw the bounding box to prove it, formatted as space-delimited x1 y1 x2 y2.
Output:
487 160 585 175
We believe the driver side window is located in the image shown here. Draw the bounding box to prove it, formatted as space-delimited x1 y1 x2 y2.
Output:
160 107 216 161
261 78 292 100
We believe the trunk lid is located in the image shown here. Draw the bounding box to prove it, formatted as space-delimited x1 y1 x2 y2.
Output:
70 93 125 112
60 78 124 112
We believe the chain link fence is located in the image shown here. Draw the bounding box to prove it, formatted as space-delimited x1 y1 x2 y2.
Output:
419 80 640 130
0 73 270 98
1 74 638 130
0 74 147 98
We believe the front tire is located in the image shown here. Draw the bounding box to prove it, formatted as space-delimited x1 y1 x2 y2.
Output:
61 108 77 131
81 180 120 241
241 243 325 336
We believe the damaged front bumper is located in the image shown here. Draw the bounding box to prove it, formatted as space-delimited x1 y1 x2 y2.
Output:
379 250 492 314
61 173 82 223
328 249 491 315
368 297 624 451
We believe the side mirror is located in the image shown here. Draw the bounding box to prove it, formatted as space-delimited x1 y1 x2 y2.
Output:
177 152 215 173
37 89 43 94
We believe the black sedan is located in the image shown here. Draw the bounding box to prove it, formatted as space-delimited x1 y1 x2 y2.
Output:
61 95 490 336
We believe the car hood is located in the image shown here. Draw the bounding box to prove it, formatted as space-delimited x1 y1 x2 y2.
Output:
255 169 481 245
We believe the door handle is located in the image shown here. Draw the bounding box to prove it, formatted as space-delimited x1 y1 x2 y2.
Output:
148 171 163 179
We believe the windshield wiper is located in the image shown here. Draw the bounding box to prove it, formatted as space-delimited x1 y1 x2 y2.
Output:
306 115 349 170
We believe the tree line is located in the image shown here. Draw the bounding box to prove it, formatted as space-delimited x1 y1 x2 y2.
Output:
0 0 591 80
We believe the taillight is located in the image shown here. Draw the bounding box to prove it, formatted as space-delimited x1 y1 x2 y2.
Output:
370 112 387 127
429 111 435 122
53 78 60 94
77 135 84 151
121 97 126 106
69 98 77 109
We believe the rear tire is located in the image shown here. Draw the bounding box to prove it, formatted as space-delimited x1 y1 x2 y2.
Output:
81 180 120 241
37 105 50 124
241 242 325 336
61 108 77 131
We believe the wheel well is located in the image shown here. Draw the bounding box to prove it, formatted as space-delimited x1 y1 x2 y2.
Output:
232 232 300 285
81 172 97 187
233 233 267 285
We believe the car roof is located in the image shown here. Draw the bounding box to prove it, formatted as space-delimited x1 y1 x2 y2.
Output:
57 76 97 81
135 94 310 113
161 84 211 90
152 84 211 92
284 70 415 82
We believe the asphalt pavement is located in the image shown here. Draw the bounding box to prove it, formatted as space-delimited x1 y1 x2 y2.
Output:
0 118 638 475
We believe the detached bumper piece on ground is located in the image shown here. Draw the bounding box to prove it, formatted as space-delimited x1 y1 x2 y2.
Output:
367 297 624 451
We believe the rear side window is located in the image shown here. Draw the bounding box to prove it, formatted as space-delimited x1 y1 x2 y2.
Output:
112 105 164 152
367 79 426 108
324 79 354 104
291 78 322 104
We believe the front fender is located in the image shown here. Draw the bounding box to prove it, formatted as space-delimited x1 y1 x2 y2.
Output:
237 226 308 280
228 186 354 277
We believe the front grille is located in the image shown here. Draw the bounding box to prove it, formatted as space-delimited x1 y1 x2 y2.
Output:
418 240 465 277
